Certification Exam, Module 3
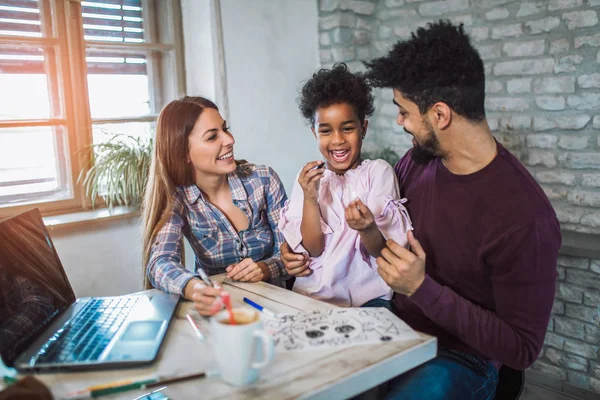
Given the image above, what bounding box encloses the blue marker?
[243,297,277,318]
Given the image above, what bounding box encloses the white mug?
[210,308,274,386]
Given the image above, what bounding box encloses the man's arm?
[379,218,560,369]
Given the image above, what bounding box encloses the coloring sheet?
[264,307,421,352]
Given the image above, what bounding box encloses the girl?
[142,96,288,316]
[278,63,412,308]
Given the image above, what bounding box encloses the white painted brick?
[320,13,356,30]
[536,96,566,110]
[353,30,372,45]
[332,27,354,44]
[537,171,576,185]
[582,174,600,187]
[526,17,561,34]
[357,46,371,59]
[320,32,331,46]
[562,153,600,169]
[384,0,405,6]
[503,40,546,57]
[594,116,600,129]
[517,2,543,17]
[449,14,473,27]
[546,190,567,204]
[559,136,589,150]
[486,80,503,93]
[488,117,499,131]
[377,25,392,40]
[556,206,585,223]
[598,50,600,63]
[507,78,532,93]
[495,133,522,148]
[320,49,333,63]
[578,74,600,89]
[373,40,396,57]
[563,10,599,30]
[470,27,489,41]
[478,0,514,7]
[332,47,356,62]
[567,93,600,110]
[356,17,371,30]
[528,150,558,167]
[321,0,340,12]
[380,102,398,117]
[582,213,600,228]
[548,0,583,11]
[554,55,583,73]
[527,134,558,149]
[491,23,523,39]
[590,0,600,5]
[500,115,532,129]
[486,7,509,20]
[343,0,376,15]
[533,115,591,131]
[478,44,503,60]
[485,97,530,111]
[550,39,570,55]
[575,33,600,48]
[418,0,468,16]
[532,361,567,381]
[534,77,575,93]
[484,64,493,76]
[568,190,600,207]
[494,59,554,76]
[378,8,417,20]
[393,27,412,37]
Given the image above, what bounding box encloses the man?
[281,20,561,399]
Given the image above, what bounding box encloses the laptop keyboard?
[36,297,141,364]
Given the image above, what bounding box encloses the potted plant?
[78,134,153,210]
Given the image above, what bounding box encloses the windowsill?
[560,230,600,260]
[43,206,140,232]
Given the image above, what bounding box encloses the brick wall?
[318,0,600,394]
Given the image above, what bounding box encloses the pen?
[65,377,157,399]
[243,297,277,317]
[2,375,18,385]
[145,372,207,388]
[197,268,218,288]
[186,314,205,342]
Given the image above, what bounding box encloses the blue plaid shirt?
[147,163,288,295]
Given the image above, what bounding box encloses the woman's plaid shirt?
[147,164,289,294]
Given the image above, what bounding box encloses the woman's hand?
[298,161,325,202]
[226,258,270,282]
[185,278,224,316]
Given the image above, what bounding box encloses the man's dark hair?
[364,20,486,121]
[298,62,375,126]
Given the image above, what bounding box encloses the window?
[0,0,184,217]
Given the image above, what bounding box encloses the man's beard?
[407,120,441,165]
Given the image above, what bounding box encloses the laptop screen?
[0,209,75,366]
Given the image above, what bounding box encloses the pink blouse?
[278,159,413,307]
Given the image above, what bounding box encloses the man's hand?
[376,231,426,296]
[280,241,312,277]
[345,198,375,232]
[226,258,270,282]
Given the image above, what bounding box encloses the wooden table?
[35,275,437,399]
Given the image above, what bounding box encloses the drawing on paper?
[264,307,420,352]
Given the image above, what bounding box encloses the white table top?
[32,275,437,399]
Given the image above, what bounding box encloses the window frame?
[0,0,185,218]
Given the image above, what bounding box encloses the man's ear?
[361,120,369,138]
[431,102,452,130]
[311,126,317,139]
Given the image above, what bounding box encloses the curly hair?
[298,62,375,126]
[364,20,486,121]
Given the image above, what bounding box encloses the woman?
[142,96,288,316]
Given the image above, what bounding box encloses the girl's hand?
[226,258,270,282]
[189,280,224,316]
[345,198,376,232]
[298,161,325,202]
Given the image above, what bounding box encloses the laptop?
[0,208,180,373]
